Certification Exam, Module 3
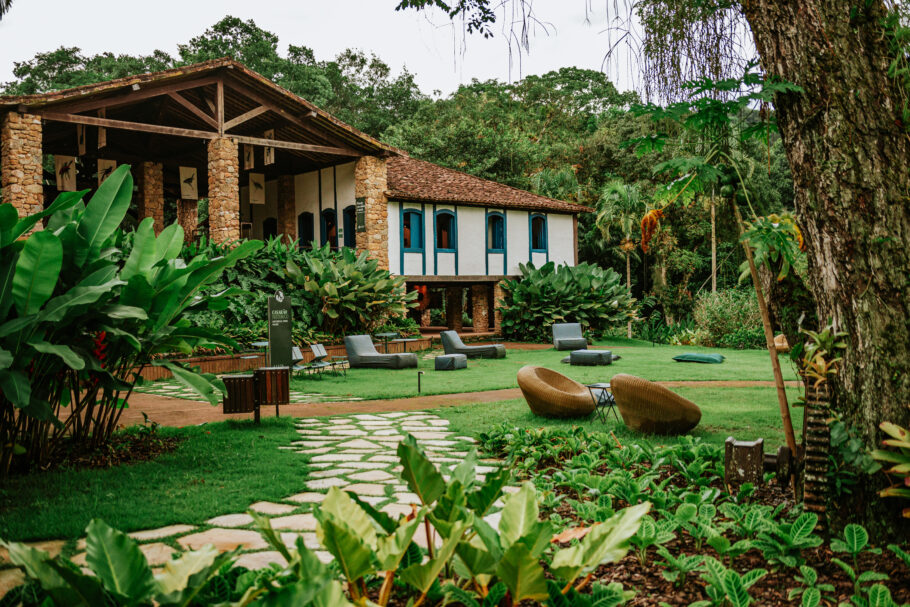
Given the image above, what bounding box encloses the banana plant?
[0,165,262,476]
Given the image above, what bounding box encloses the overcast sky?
[0,0,638,96]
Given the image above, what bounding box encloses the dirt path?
[121,380,801,428]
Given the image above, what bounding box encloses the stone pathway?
[135,378,363,404]
[0,411,506,594]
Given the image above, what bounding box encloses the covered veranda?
[0,58,394,252]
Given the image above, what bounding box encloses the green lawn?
[0,417,307,542]
[434,386,804,450]
[290,337,799,400]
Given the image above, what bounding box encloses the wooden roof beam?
[223,105,268,131]
[41,112,362,156]
[31,76,221,115]
[167,92,218,129]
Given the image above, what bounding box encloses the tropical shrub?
[184,239,415,344]
[692,289,763,349]
[0,166,260,476]
[498,261,635,342]
[284,243,416,336]
[871,416,910,519]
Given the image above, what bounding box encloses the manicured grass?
[290,337,799,400]
[434,386,804,449]
[0,417,307,541]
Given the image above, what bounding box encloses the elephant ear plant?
[0,165,262,476]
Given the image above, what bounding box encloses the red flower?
[92,331,108,368]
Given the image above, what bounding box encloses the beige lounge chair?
[609,373,701,435]
[517,365,594,418]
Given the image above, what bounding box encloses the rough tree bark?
[742,0,910,533]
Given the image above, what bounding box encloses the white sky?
[0,0,638,96]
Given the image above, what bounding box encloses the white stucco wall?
[241,180,278,240]
[384,200,577,277]
[336,162,356,246]
[506,210,529,275]
[548,213,575,266]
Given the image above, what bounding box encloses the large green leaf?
[397,434,446,506]
[155,223,185,265]
[121,217,159,281]
[28,340,86,370]
[496,542,549,603]
[400,520,467,595]
[498,482,540,550]
[0,255,16,319]
[154,361,225,406]
[8,191,86,244]
[1,540,84,605]
[316,515,376,584]
[376,513,423,571]
[153,544,218,597]
[76,165,133,262]
[318,486,379,549]
[39,280,123,323]
[0,204,18,248]
[0,347,11,369]
[550,502,650,585]
[0,369,31,408]
[12,230,63,315]
[84,519,155,601]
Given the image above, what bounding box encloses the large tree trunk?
[742,0,910,534]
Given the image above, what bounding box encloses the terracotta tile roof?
[386,156,591,214]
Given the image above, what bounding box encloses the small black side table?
[586,382,619,424]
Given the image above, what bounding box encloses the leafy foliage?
[691,289,763,349]
[0,167,258,476]
[498,262,635,342]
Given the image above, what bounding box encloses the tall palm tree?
[0,0,13,20]
[595,181,645,338]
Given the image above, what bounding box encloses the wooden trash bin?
[223,374,257,414]
[255,366,290,417]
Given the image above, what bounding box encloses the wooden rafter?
[216,80,224,135]
[224,105,268,131]
[167,92,217,129]
[40,112,360,156]
[31,76,221,115]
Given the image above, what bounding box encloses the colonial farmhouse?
[0,58,590,333]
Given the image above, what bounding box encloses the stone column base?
[445,287,463,332]
[493,282,506,332]
[177,199,198,243]
[471,284,490,332]
[419,309,432,328]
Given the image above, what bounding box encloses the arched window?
[262,217,278,240]
[487,212,505,252]
[530,214,547,252]
[321,209,338,248]
[297,212,314,250]
[435,210,457,252]
[342,205,356,248]
[402,209,424,252]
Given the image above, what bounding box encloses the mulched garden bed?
[39,430,183,472]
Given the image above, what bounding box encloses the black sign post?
[267,290,293,367]
[355,196,366,232]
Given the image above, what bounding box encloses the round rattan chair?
[517,365,595,418]
[610,373,701,435]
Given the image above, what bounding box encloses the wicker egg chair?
[517,365,595,418]
[610,373,702,435]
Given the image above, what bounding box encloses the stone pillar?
[176,199,198,243]
[419,308,432,328]
[134,161,164,233]
[471,284,490,332]
[354,155,389,270]
[276,174,296,245]
[493,282,506,332]
[1,112,44,225]
[445,286,463,331]
[207,137,240,243]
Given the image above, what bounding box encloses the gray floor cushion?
[435,354,468,370]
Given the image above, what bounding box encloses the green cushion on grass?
[673,352,725,364]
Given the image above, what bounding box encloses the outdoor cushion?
[570,349,612,366]
[435,354,467,370]
[610,373,701,435]
[517,365,595,418]
[344,335,418,369]
[552,323,588,351]
[440,330,506,359]
[672,352,725,364]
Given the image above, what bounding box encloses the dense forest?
[1,15,795,328]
